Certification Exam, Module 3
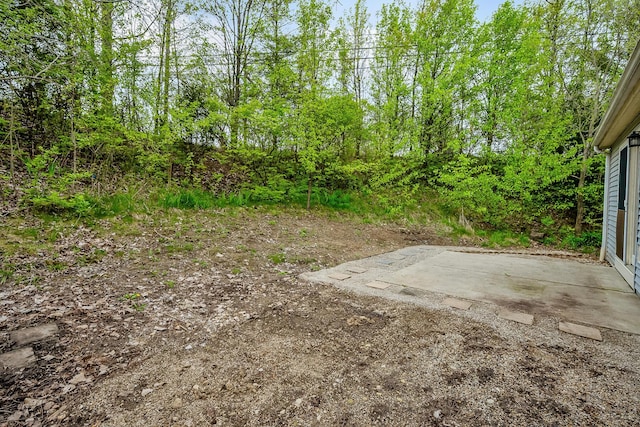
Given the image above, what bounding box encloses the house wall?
[605,147,620,265]
[636,191,640,293]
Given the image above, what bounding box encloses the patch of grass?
[0,264,16,284]
[91,191,140,217]
[46,260,68,272]
[562,230,601,253]
[288,256,317,265]
[165,280,176,289]
[477,230,530,248]
[165,242,194,253]
[268,252,286,264]
[159,189,216,209]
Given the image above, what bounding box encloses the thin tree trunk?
[100,0,114,115]
[9,105,15,183]
[162,0,172,126]
[306,176,312,210]
[574,158,586,234]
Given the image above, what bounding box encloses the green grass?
[268,253,286,264]
[477,229,530,248]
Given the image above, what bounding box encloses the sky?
[332,0,527,24]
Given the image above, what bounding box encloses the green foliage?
[29,191,92,216]
[159,189,216,209]
[6,0,638,241]
[268,252,286,264]
[562,231,602,252]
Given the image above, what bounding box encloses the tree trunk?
[306,176,312,210]
[575,142,590,235]
[99,1,114,116]
[9,105,15,183]
[162,0,172,126]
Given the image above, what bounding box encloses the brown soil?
[1,207,639,426]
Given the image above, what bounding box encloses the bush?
[563,230,601,251]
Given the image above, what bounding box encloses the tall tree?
[206,0,266,147]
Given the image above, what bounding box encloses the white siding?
[606,149,620,264]
[635,192,640,293]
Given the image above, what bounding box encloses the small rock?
[530,231,545,242]
[8,411,23,421]
[184,344,193,350]
[62,384,76,394]
[69,372,91,385]
[294,398,303,407]
[434,410,442,419]
[11,323,59,346]
[171,397,183,409]
[487,398,495,405]
[23,398,43,409]
[0,347,36,369]
[44,402,55,411]
[141,388,154,397]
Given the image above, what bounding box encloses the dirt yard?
[1,207,640,426]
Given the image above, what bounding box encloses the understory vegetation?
[2,0,639,251]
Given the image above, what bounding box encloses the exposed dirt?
[1,207,639,426]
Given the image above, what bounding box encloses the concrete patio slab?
[301,246,640,335]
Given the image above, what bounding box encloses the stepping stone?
[443,298,472,310]
[0,347,36,369]
[559,322,602,341]
[498,309,534,325]
[345,266,367,274]
[386,254,406,260]
[328,272,351,281]
[376,259,395,265]
[366,281,393,290]
[11,323,59,346]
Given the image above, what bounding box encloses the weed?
[160,189,215,209]
[132,302,147,312]
[165,242,194,253]
[563,231,601,252]
[268,253,286,264]
[0,264,16,284]
[121,292,141,301]
[46,260,68,271]
[231,267,242,274]
[165,280,176,289]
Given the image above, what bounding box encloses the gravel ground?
[1,207,639,426]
